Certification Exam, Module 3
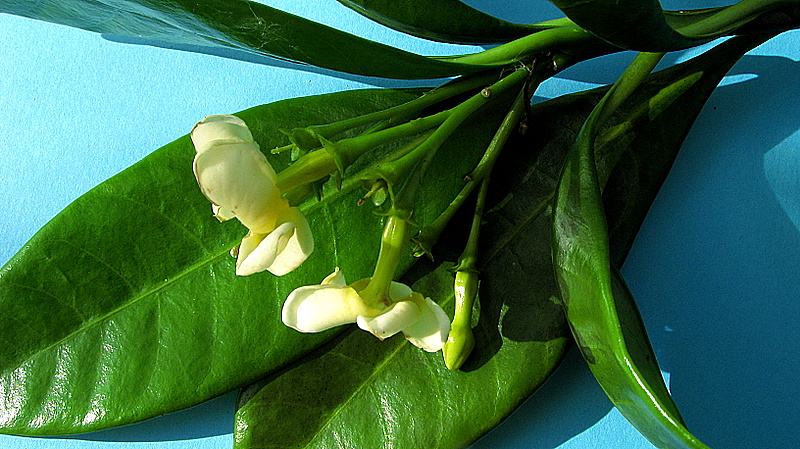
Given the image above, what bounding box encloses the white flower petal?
[357,300,421,340]
[264,206,314,276]
[321,268,347,287]
[212,204,236,222]
[282,284,374,333]
[235,231,273,276]
[387,281,414,302]
[191,115,254,154]
[193,143,283,233]
[402,297,451,352]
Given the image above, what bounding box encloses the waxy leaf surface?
[552,34,773,449]
[230,49,725,446]
[0,87,499,435]
[546,0,703,50]
[336,0,542,44]
[0,0,487,79]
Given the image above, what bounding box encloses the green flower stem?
[437,24,603,67]
[676,0,798,37]
[324,109,451,173]
[591,52,665,132]
[381,67,530,211]
[358,215,411,307]
[412,87,529,258]
[442,176,490,370]
[283,71,501,152]
[275,148,338,193]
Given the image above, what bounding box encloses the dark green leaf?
[336,0,545,44]
[0,87,500,435]
[546,0,705,51]
[0,0,489,79]
[551,34,774,449]
[230,49,715,446]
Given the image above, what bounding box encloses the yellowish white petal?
[264,206,314,276]
[357,300,421,340]
[191,115,254,154]
[282,281,378,333]
[321,267,347,287]
[402,296,451,352]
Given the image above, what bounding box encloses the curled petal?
[191,115,255,154]
[402,296,451,352]
[235,206,314,276]
[387,281,414,302]
[263,206,314,276]
[212,204,236,222]
[321,267,347,287]
[357,300,421,340]
[282,282,377,333]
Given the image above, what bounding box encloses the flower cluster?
[191,115,453,357]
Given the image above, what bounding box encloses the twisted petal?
[282,275,379,333]
[357,300,421,340]
[235,205,314,276]
[192,115,282,233]
[402,296,451,352]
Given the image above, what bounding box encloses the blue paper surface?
[0,0,799,448]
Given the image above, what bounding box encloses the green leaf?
[336,0,546,44]
[229,48,716,446]
[0,87,499,435]
[0,0,488,79]
[546,0,705,51]
[551,34,774,449]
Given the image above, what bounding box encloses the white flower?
[282,269,450,352]
[192,115,313,276]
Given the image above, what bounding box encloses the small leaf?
[0,0,489,79]
[336,0,546,44]
[552,34,774,449]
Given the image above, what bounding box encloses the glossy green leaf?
[546,0,705,51]
[229,48,726,446]
[336,0,547,44]
[552,34,774,449]
[0,0,489,79]
[0,86,509,435]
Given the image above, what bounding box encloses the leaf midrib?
[303,292,456,449]
[1,245,231,377]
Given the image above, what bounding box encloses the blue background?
[0,0,799,448]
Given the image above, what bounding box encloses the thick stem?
[358,215,411,307]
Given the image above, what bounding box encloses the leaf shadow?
[470,348,615,449]
[101,34,446,89]
[60,389,237,442]
[622,51,800,449]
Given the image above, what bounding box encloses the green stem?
[592,52,665,131]
[412,87,530,257]
[294,71,501,142]
[393,67,530,184]
[436,24,600,66]
[676,0,797,37]
[275,148,337,193]
[442,177,489,370]
[358,215,411,307]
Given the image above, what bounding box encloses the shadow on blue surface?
[471,349,613,449]
[63,390,237,442]
[621,52,800,448]
[101,34,446,89]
